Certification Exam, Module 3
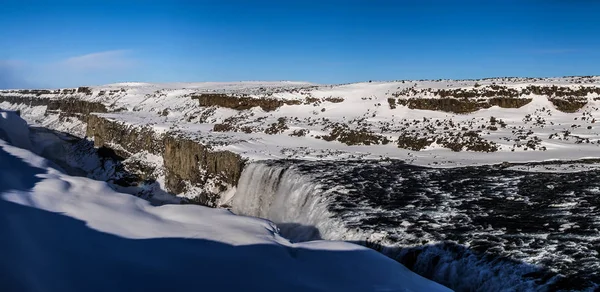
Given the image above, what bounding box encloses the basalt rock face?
[389,83,600,113]
[46,98,107,120]
[0,94,107,122]
[393,97,533,114]
[163,135,246,201]
[1,90,248,205]
[86,115,162,157]
[0,95,52,107]
[87,114,246,205]
[549,98,588,113]
[192,93,301,112]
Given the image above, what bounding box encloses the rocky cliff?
[86,114,246,206]
[86,114,162,157]
[0,91,247,206]
[163,135,245,205]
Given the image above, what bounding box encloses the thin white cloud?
[61,50,137,70]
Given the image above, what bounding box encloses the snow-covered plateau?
[2,76,600,291]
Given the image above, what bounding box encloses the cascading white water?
[231,162,575,291]
[231,162,344,242]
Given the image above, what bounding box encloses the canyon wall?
[0,93,246,206]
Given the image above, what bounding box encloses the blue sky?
[1,0,599,88]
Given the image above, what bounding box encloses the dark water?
[264,160,600,291]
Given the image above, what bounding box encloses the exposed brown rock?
[549,98,588,113]
[47,98,107,121]
[0,94,107,121]
[88,114,247,206]
[86,115,162,157]
[319,124,390,146]
[264,117,288,135]
[387,98,397,109]
[397,134,433,151]
[213,123,235,132]
[289,129,309,137]
[163,135,246,204]
[394,98,532,114]
[0,95,51,107]
[77,87,93,95]
[488,98,532,109]
[192,93,301,112]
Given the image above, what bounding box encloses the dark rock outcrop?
[0,95,52,107]
[394,98,532,114]
[47,98,107,117]
[192,93,301,112]
[549,98,588,113]
[163,135,246,196]
[86,115,162,157]
[0,94,107,122]
[86,114,246,205]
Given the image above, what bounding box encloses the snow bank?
[0,115,451,292]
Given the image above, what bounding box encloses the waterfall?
[231,161,574,291]
[231,162,342,242]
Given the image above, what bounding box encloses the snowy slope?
[0,110,451,292]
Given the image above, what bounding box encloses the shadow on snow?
[0,145,418,292]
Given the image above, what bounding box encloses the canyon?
[3,77,600,291]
